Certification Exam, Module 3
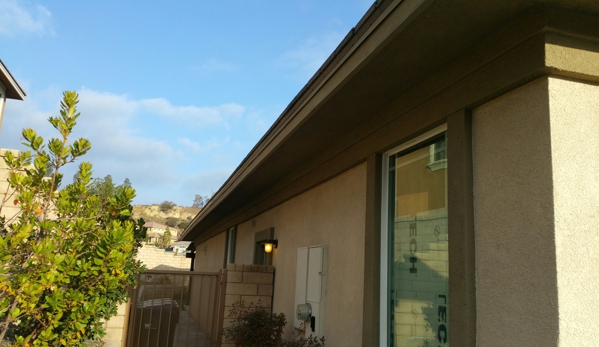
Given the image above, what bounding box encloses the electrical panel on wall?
[294,245,328,338]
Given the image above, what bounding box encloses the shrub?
[222,300,325,347]
[0,91,146,346]
[285,329,326,347]
[223,300,285,347]
[165,217,179,227]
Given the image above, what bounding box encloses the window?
[381,126,449,347]
[224,226,236,267]
[427,137,447,171]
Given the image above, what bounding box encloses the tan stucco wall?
[472,78,560,346]
[234,163,367,346]
[189,232,226,329]
[194,231,226,273]
[548,77,599,345]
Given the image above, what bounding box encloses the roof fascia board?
[182,0,433,241]
[0,60,26,100]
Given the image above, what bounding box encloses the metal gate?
[125,270,227,347]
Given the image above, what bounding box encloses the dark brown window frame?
[363,111,475,347]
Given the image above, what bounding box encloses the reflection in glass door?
[386,133,448,347]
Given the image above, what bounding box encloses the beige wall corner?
[548,77,599,345]
[473,77,559,346]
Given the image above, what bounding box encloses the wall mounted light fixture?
[263,239,278,253]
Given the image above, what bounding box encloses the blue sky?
[0,0,371,206]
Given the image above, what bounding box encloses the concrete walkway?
[172,306,210,347]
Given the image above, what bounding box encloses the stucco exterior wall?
[234,163,367,346]
[472,78,559,346]
[194,231,226,273]
[548,77,599,345]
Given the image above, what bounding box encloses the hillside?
[132,204,200,229]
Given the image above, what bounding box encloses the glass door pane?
[387,134,448,347]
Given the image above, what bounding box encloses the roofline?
[0,59,26,100]
[181,0,419,241]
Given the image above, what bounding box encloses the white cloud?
[1,88,184,190]
[139,98,245,127]
[276,32,345,80]
[0,87,268,206]
[177,137,219,154]
[0,0,54,37]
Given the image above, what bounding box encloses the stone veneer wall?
[221,263,275,347]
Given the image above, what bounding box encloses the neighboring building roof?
[144,222,167,229]
[147,232,161,238]
[0,59,26,100]
[144,221,179,228]
[172,241,192,247]
[182,0,599,242]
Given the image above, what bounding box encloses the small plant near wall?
[223,300,285,347]
[285,325,326,347]
[222,300,325,347]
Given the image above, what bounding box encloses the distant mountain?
[132,205,200,230]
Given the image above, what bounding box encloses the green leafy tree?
[88,174,115,201]
[0,91,146,346]
[122,178,131,188]
[159,200,176,212]
[88,176,132,202]
[156,227,172,248]
[192,194,204,208]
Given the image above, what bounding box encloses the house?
[171,240,192,256]
[0,60,26,221]
[144,221,180,238]
[0,59,26,132]
[182,1,599,346]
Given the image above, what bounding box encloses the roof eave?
[0,59,26,100]
[181,0,413,241]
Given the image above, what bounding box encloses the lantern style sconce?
[263,239,278,253]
